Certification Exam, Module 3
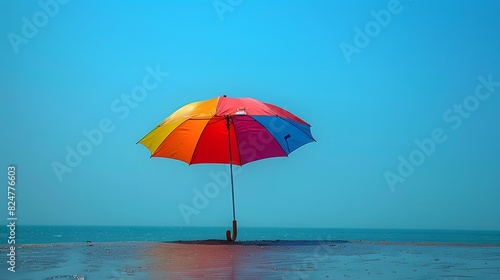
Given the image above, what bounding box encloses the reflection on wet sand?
[1,240,499,279]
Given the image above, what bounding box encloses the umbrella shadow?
[166,239,350,246]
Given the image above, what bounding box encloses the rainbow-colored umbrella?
[138,95,314,241]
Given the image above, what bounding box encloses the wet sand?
[1,240,500,279]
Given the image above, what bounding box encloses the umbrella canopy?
[139,95,314,164]
[138,95,315,241]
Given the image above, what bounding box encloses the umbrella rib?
[187,117,233,164]
[188,117,217,165]
[148,119,191,158]
[149,118,215,161]
[137,118,214,155]
[248,115,291,159]
[253,115,315,157]
[278,116,316,142]
[228,116,242,166]
[136,122,171,145]
[275,117,316,156]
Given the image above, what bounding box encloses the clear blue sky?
[1,0,499,230]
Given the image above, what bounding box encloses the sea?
[3,226,500,245]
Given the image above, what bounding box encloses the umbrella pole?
[230,161,236,221]
[226,115,237,242]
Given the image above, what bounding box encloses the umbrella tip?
[223,94,227,97]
